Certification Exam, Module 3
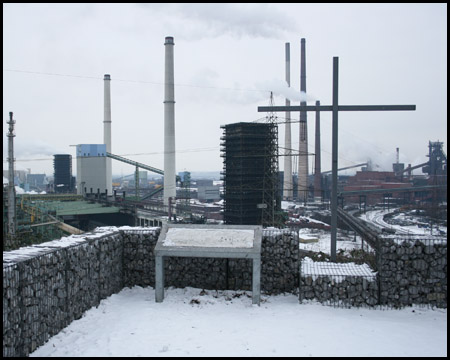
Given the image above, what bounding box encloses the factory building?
[76,144,109,196]
[198,186,221,202]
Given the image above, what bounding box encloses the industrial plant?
[3,36,447,252]
[3,34,448,360]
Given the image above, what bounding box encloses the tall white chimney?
[283,42,293,200]
[104,74,112,195]
[163,36,176,207]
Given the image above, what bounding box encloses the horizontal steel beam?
[258,105,416,112]
[321,162,368,175]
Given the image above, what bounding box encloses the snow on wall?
[163,228,254,248]
[301,257,376,283]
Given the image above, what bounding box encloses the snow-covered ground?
[298,228,365,255]
[359,208,447,236]
[30,286,447,357]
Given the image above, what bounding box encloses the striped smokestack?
[163,36,176,208]
[283,42,293,200]
[104,74,112,195]
[297,38,308,202]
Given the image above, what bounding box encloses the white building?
[76,144,109,195]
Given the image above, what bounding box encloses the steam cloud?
[256,78,314,103]
[141,3,298,39]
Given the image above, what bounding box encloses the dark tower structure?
[53,154,74,193]
[221,122,281,226]
[422,141,447,204]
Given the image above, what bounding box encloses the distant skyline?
[3,3,447,177]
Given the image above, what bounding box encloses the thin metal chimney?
[7,112,17,244]
[163,36,176,208]
[297,38,308,202]
[283,42,293,200]
[104,74,112,195]
[314,100,321,200]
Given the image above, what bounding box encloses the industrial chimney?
[163,36,176,208]
[297,38,308,202]
[104,74,112,195]
[283,42,293,200]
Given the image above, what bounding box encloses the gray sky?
[3,3,447,178]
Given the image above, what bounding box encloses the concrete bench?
[155,224,262,305]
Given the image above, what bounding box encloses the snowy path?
[30,286,447,357]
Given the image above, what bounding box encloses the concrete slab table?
[155,224,262,305]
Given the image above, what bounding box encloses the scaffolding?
[221,122,281,227]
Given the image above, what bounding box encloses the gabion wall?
[3,228,299,357]
[378,236,447,308]
[3,232,123,357]
[298,236,447,309]
[299,274,379,307]
[122,228,299,294]
[3,228,446,357]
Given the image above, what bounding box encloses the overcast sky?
[3,3,447,178]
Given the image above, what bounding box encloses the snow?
[3,226,152,266]
[301,257,377,282]
[163,228,254,248]
[29,285,447,357]
[298,228,365,255]
[3,236,89,265]
[359,208,447,236]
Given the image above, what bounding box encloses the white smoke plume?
[255,78,314,103]
[140,3,298,39]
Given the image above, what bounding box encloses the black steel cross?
[258,57,416,262]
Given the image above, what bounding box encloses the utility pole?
[7,112,17,247]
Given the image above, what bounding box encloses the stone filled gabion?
[3,231,125,357]
[378,237,447,308]
[3,227,447,358]
[261,230,299,294]
[299,274,379,307]
[3,264,21,357]
[121,229,299,294]
[122,230,159,287]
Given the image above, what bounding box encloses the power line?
[2,146,221,163]
[4,68,271,94]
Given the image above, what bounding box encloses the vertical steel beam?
[331,57,339,262]
[314,100,321,199]
[155,255,165,302]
